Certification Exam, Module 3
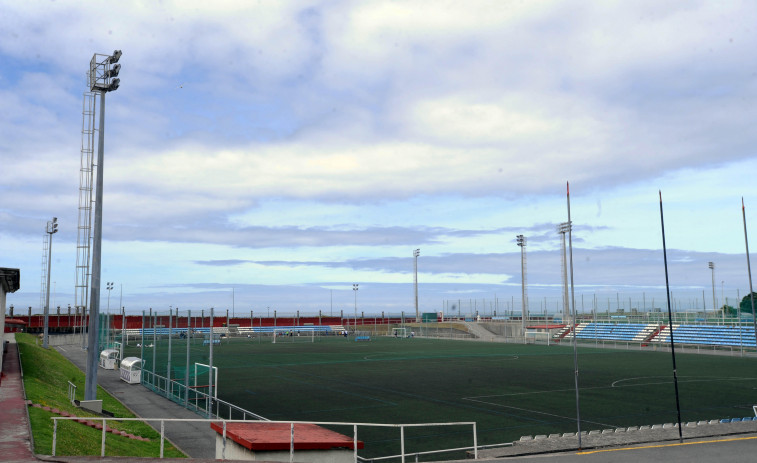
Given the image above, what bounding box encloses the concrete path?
[0,334,35,463]
[54,344,217,459]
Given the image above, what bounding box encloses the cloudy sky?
[1,1,756,316]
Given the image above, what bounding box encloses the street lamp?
[516,235,527,333]
[413,249,420,323]
[353,284,359,335]
[43,217,58,349]
[708,262,716,320]
[85,49,121,402]
[106,282,114,349]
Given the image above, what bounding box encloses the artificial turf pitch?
[127,336,757,460]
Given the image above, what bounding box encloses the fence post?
[222,420,227,460]
[353,424,358,463]
[160,419,165,458]
[473,422,478,459]
[400,425,405,463]
[290,422,294,463]
[52,418,57,456]
[101,418,107,456]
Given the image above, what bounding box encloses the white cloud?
[3,1,757,313]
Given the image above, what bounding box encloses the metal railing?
[140,369,267,421]
[50,417,478,462]
[67,381,77,404]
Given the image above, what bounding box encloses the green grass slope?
[16,333,185,458]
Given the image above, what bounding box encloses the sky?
[1,0,757,317]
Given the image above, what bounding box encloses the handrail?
[67,381,77,404]
[50,417,478,462]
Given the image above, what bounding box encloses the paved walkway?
[54,344,216,459]
[0,335,35,463]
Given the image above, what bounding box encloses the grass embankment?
[16,333,185,458]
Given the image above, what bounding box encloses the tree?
[720,304,737,317]
[739,292,757,314]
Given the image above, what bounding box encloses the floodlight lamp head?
[107,78,120,92]
[109,50,122,64]
[708,262,714,269]
[105,63,121,78]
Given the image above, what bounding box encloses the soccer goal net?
[392,327,409,338]
[192,362,218,399]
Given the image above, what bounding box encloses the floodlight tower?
[708,262,716,318]
[516,235,528,333]
[43,217,58,349]
[413,248,420,323]
[353,284,359,334]
[558,223,570,327]
[84,49,121,402]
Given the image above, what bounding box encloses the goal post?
[193,362,218,399]
[392,327,408,338]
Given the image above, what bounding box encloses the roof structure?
[209,422,364,451]
[0,267,20,293]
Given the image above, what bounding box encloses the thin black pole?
[659,191,683,443]
[741,198,757,348]
[567,182,582,449]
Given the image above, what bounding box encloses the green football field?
[127,336,757,460]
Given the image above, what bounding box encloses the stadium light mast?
[84,49,121,402]
[558,223,570,327]
[43,217,58,349]
[414,249,420,323]
[516,235,527,334]
[353,284,359,334]
[708,262,716,317]
[741,198,756,348]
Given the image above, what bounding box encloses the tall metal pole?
[558,224,570,326]
[209,307,215,415]
[140,310,144,371]
[118,283,123,353]
[414,249,420,323]
[120,306,125,361]
[566,183,581,449]
[708,262,716,316]
[83,50,120,401]
[105,282,113,350]
[43,218,57,349]
[353,284,358,335]
[185,309,191,407]
[167,307,173,384]
[659,191,684,443]
[742,198,757,348]
[517,235,527,335]
[84,90,106,401]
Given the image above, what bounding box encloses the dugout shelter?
[119,357,144,384]
[99,348,120,369]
